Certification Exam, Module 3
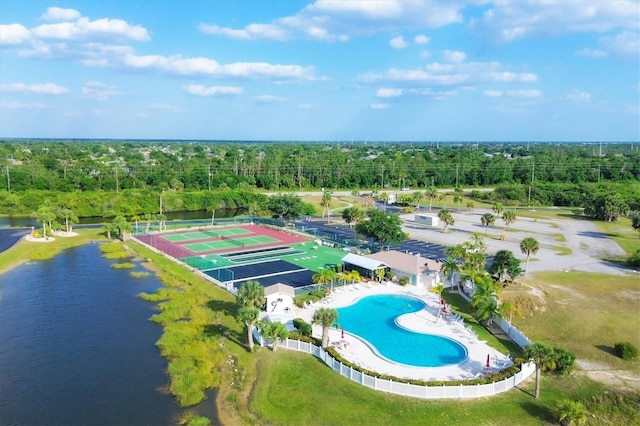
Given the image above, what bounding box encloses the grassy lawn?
[249,350,607,426]
[0,228,107,274]
[513,271,640,373]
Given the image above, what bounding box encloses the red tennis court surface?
[135,224,308,260]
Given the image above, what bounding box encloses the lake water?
[0,208,246,229]
[0,243,219,425]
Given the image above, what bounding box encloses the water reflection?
[0,243,219,425]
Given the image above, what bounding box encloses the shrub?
[398,276,410,286]
[293,318,312,337]
[614,342,638,360]
[626,249,640,268]
[555,399,587,426]
[550,347,576,374]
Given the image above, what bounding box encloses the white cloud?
[562,90,591,103]
[473,0,640,42]
[183,85,243,96]
[443,50,466,63]
[147,103,185,112]
[414,34,429,45]
[575,48,608,58]
[116,54,317,80]
[255,95,286,104]
[41,7,81,22]
[601,31,640,58]
[0,82,69,94]
[31,17,150,41]
[198,23,289,41]
[0,24,30,44]
[0,102,47,109]
[358,61,538,87]
[376,88,404,98]
[298,103,316,109]
[200,1,463,42]
[506,89,542,98]
[82,81,118,101]
[390,35,408,49]
[483,90,503,98]
[370,103,388,109]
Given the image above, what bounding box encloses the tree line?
[1,140,638,193]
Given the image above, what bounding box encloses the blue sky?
[0,0,638,142]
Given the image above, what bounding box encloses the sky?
[0,0,639,142]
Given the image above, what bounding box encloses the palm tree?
[427,186,438,210]
[520,237,539,286]
[347,269,361,284]
[481,213,496,234]
[131,214,141,233]
[466,201,475,212]
[429,284,445,320]
[470,274,500,325]
[34,206,56,238]
[492,203,504,215]
[113,215,133,240]
[259,321,289,351]
[437,209,454,232]
[440,256,460,290]
[502,210,517,230]
[412,191,424,209]
[453,187,463,210]
[143,213,154,233]
[312,307,338,348]
[351,189,360,203]
[238,306,261,351]
[525,342,553,399]
[58,208,78,233]
[237,280,265,309]
[312,268,337,291]
[362,194,375,209]
[498,300,521,323]
[320,191,332,221]
[438,193,447,210]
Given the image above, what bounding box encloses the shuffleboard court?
[206,259,304,281]
[233,270,315,289]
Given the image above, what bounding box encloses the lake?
[0,208,246,229]
[0,243,219,425]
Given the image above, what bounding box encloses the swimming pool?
[336,294,467,367]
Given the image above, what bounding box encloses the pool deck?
[295,282,513,381]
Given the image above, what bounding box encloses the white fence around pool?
[272,338,536,399]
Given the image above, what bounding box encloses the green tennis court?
[163,227,251,242]
[183,235,278,253]
[182,242,346,272]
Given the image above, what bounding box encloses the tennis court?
[183,235,278,252]
[162,227,251,242]
[136,223,348,291]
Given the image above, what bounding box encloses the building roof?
[264,283,296,297]
[342,253,389,271]
[367,250,441,275]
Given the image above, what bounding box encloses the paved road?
[0,228,30,254]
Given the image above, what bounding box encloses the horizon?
[1,1,639,141]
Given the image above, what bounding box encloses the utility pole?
[528,163,535,204]
[6,164,10,193]
[455,164,459,187]
[381,165,385,189]
[208,165,212,191]
[114,166,119,193]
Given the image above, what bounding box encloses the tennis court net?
[221,234,244,247]
[198,227,219,238]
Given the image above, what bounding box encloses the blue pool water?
[336,294,467,367]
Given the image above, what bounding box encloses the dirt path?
[576,360,640,392]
